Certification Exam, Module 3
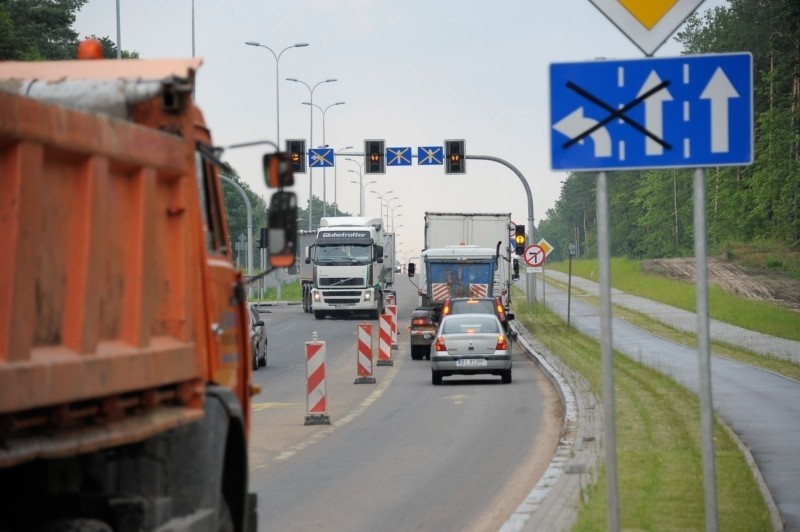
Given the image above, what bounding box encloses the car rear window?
[450,299,496,315]
[443,316,499,334]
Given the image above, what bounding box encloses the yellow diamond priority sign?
[588,0,705,56]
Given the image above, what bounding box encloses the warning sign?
[588,0,705,56]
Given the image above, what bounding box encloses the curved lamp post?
[244,41,309,146]
[302,101,345,217]
[348,169,375,216]
[287,77,337,230]
[333,145,354,215]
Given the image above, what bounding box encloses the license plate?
[456,359,487,367]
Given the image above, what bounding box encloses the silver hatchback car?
[430,314,512,385]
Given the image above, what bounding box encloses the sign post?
[550,12,752,528]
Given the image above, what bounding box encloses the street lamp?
[387,203,402,232]
[302,101,345,217]
[244,41,309,146]
[287,77,337,230]
[348,169,375,216]
[371,190,397,228]
[333,145,354,215]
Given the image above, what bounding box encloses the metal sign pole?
[597,171,620,531]
[694,167,719,531]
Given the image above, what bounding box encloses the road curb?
[499,322,602,532]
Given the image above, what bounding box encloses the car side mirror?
[267,191,298,268]
[506,312,515,321]
[408,262,416,277]
[512,258,520,280]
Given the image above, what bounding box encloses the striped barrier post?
[354,323,376,384]
[304,332,330,425]
[387,304,398,350]
[377,313,394,366]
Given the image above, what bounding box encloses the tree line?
[537,0,799,262]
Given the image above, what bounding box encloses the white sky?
[74,0,726,262]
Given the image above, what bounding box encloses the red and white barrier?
[304,334,330,425]
[377,313,393,366]
[386,304,398,349]
[354,323,376,384]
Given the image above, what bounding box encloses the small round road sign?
[523,244,545,267]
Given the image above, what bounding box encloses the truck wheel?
[314,311,325,320]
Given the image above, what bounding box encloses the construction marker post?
[354,323,376,384]
[386,304,398,350]
[304,332,330,425]
[377,313,394,366]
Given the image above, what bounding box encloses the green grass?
[251,280,303,302]
[513,296,774,530]
[547,256,800,342]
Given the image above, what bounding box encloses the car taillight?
[435,336,447,352]
[495,298,507,320]
[412,318,430,326]
[442,299,451,315]
[495,335,508,351]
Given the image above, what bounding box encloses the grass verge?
[252,280,303,302]
[540,264,800,381]
[513,295,774,530]
[547,257,800,342]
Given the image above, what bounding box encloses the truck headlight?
[364,291,372,302]
[313,292,321,302]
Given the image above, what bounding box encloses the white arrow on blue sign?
[417,146,443,165]
[387,147,412,166]
[308,148,334,168]
[550,53,753,171]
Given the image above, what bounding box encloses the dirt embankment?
[642,257,800,312]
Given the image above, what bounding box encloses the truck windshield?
[315,244,372,265]
[428,262,494,298]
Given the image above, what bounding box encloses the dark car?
[430,314,512,385]
[248,303,267,370]
[409,308,437,360]
[441,296,515,334]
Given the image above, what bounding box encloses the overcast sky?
[74,0,726,262]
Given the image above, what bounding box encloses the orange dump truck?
[0,59,260,531]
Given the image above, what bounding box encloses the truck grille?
[321,290,362,305]
[319,277,365,287]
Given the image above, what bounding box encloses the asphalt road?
[522,270,800,531]
[247,276,561,532]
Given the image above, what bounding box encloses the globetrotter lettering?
[321,231,370,238]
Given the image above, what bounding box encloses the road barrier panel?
[387,304,398,350]
[304,332,331,425]
[354,323,376,384]
[377,313,394,366]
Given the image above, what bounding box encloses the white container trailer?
[423,212,513,305]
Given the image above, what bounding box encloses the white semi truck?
[408,212,515,358]
[297,229,316,313]
[422,212,513,306]
[306,217,394,319]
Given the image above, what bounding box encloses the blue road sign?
[387,147,412,166]
[417,146,443,165]
[550,53,753,171]
[308,148,334,168]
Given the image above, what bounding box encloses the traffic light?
[285,139,306,174]
[364,139,385,174]
[445,139,465,174]
[514,224,526,255]
[258,227,268,249]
